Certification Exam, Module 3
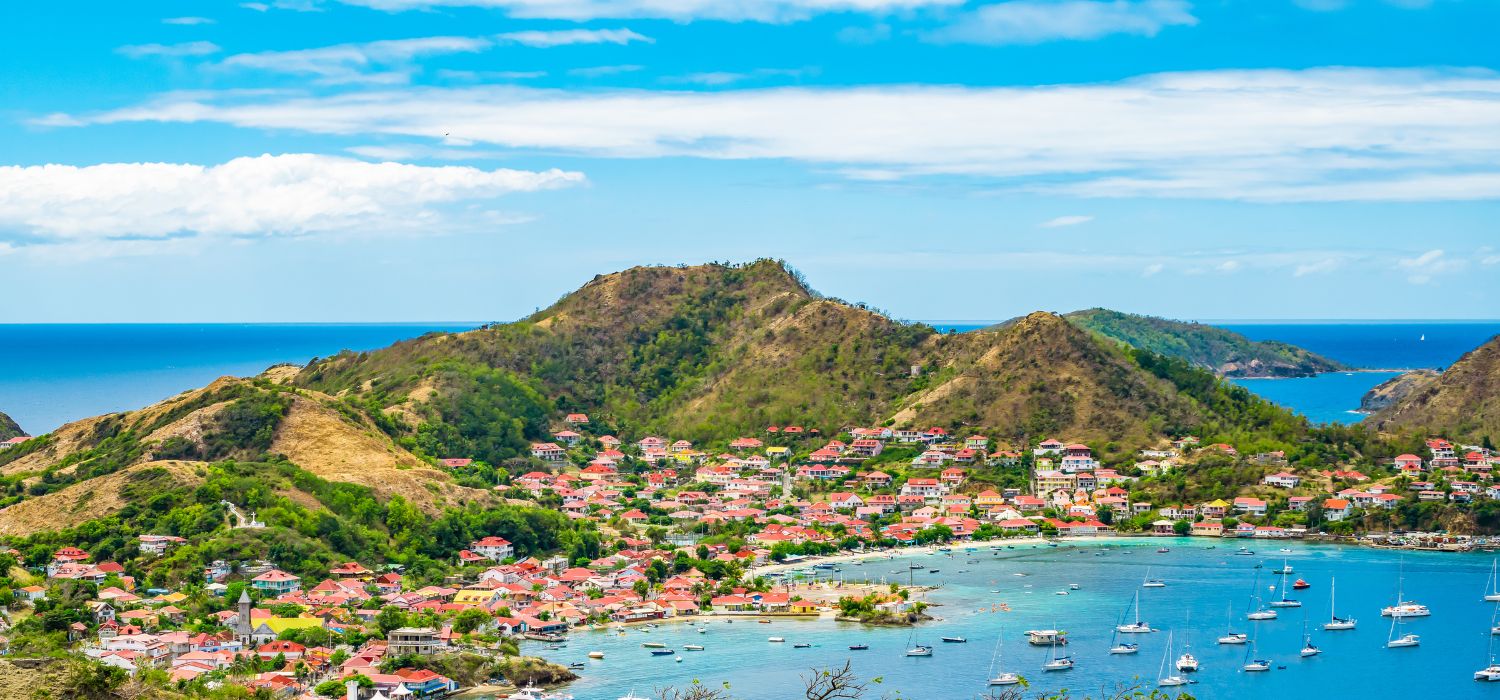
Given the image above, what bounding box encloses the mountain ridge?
[0,410,23,441]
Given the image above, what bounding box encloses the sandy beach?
[745,535,1056,577]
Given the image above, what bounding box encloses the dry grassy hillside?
[1372,334,1500,441]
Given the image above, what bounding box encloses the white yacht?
[1269,570,1300,608]
[1142,567,1166,588]
[1475,665,1500,682]
[1157,632,1189,687]
[1299,621,1320,657]
[1116,591,1155,633]
[1382,559,1430,618]
[906,645,933,657]
[987,630,1021,686]
[1218,603,1248,644]
[1176,651,1199,672]
[1323,577,1356,631]
[1042,645,1074,672]
[1386,617,1420,648]
[1246,571,1278,620]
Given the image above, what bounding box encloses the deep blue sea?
[0,324,479,434]
[517,539,1500,700]
[931,320,1500,426]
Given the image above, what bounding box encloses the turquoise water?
[524,539,1500,700]
[0,324,480,434]
[1229,372,1404,425]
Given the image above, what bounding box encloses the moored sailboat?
[987,629,1021,686]
[1323,577,1356,631]
[1158,632,1189,687]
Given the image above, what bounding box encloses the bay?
[522,539,1500,700]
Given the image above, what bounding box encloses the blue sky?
[2,0,1498,322]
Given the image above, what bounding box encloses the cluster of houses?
[15,414,1500,698]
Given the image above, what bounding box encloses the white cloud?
[51,67,1500,203]
[219,31,646,83]
[662,68,813,86]
[1294,259,1341,277]
[220,37,491,83]
[497,28,653,47]
[1040,214,1093,228]
[335,0,962,21]
[163,16,217,25]
[1217,260,1241,272]
[1142,263,1165,276]
[925,0,1197,45]
[568,64,644,77]
[836,23,892,44]
[0,154,583,252]
[117,41,222,59]
[1398,248,1445,268]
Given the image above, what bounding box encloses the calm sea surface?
[0,324,479,434]
[523,539,1500,700]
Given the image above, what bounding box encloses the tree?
[376,606,409,635]
[454,608,492,634]
[315,675,373,698]
[1172,519,1191,535]
[802,660,868,700]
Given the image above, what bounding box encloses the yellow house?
[765,446,790,458]
[262,617,324,636]
[790,601,822,614]
[975,490,1007,509]
[452,589,499,607]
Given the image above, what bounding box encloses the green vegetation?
[4,458,597,589]
[1066,308,1347,377]
[0,409,24,440]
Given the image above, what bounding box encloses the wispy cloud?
[220,36,491,83]
[0,154,583,255]
[49,67,1500,203]
[218,30,647,83]
[497,28,652,47]
[1040,215,1093,228]
[162,16,217,25]
[1396,248,1465,284]
[334,0,963,22]
[117,41,222,59]
[924,0,1197,45]
[568,64,644,77]
[1294,258,1341,277]
[1142,263,1165,276]
[661,68,814,86]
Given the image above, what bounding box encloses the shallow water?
[525,539,1500,700]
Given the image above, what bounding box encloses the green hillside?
[0,410,23,441]
[1064,308,1347,378]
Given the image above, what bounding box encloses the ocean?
[516,539,1500,700]
[0,324,479,434]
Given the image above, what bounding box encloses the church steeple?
[235,588,253,646]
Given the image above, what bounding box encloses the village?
[3,413,1499,699]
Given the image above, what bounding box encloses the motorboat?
[848,644,869,650]
[683,644,704,651]
[588,651,605,659]
[1069,583,1080,590]
[641,642,666,649]
[1234,547,1254,556]
[941,637,967,643]
[793,643,812,648]
[649,649,675,656]
[1292,579,1310,590]
[768,637,785,643]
